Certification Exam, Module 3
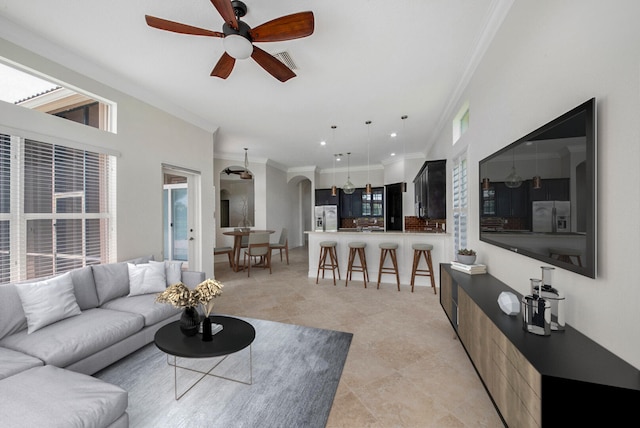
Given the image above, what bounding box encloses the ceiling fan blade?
[251,46,296,82]
[211,52,236,79]
[145,15,223,37]
[210,0,238,30]
[249,11,314,42]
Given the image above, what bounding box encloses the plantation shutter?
[452,157,468,255]
[1,134,116,284]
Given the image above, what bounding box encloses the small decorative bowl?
[457,254,477,265]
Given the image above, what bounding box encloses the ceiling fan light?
[224,34,253,59]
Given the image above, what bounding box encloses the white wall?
[0,37,215,277]
[430,1,640,368]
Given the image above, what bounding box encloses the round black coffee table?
[154,315,255,399]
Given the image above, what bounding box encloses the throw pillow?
[151,260,183,286]
[92,263,129,305]
[128,262,167,296]
[15,272,82,334]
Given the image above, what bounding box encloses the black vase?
[202,316,213,342]
[179,307,200,337]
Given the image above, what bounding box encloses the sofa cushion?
[93,262,129,305]
[128,262,166,296]
[0,284,27,340]
[0,365,128,428]
[154,260,183,286]
[125,254,155,264]
[69,266,100,310]
[15,272,82,334]
[0,308,144,368]
[0,347,43,380]
[101,293,180,326]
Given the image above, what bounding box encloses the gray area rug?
[95,316,352,428]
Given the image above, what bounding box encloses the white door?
[162,166,201,271]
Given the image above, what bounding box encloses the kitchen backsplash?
[404,216,446,232]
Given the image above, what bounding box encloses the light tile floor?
[213,245,504,427]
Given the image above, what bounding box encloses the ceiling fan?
[145,0,314,82]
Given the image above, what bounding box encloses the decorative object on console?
[450,261,486,275]
[522,278,551,336]
[498,291,520,316]
[456,248,477,265]
[538,266,565,331]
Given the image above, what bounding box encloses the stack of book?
[450,261,487,275]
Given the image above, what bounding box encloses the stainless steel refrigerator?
[532,201,570,232]
[314,205,338,232]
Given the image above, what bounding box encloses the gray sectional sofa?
[0,256,205,428]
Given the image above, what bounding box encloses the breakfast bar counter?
[306,231,452,288]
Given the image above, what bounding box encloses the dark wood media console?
[440,264,640,427]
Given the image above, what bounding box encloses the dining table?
[222,229,275,272]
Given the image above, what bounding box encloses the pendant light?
[532,141,542,189]
[331,126,338,196]
[365,120,372,195]
[343,152,355,195]
[401,115,408,192]
[240,148,252,179]
[504,147,522,188]
[482,177,491,190]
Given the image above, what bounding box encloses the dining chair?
[270,228,289,264]
[243,232,271,276]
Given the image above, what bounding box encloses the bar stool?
[345,242,369,288]
[377,242,400,291]
[316,241,340,285]
[549,247,583,266]
[410,243,436,294]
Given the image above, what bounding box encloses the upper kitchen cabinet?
[493,182,529,218]
[340,187,383,218]
[315,188,340,206]
[414,160,446,219]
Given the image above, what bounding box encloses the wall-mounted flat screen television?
[479,98,596,278]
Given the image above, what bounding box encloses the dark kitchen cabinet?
[340,187,383,218]
[493,182,529,218]
[340,188,363,218]
[529,178,570,201]
[315,188,339,206]
[385,183,403,231]
[414,160,446,219]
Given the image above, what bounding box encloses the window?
[452,155,468,255]
[452,101,470,144]
[361,188,383,217]
[0,134,116,284]
[0,61,114,132]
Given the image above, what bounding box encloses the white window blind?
[0,134,116,284]
[452,156,468,255]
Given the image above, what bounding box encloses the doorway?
[385,182,404,231]
[162,165,201,270]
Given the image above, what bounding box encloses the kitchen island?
[306,231,451,288]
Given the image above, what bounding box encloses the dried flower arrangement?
[156,279,224,316]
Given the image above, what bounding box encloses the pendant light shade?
[343,152,355,195]
[504,148,522,188]
[532,142,542,189]
[365,120,372,195]
[240,148,252,179]
[331,126,338,196]
[482,177,491,190]
[401,115,408,192]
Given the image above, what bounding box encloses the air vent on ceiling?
[272,51,298,70]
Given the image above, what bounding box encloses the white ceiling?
[0,0,512,171]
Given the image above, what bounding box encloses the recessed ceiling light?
[320,141,326,146]
[390,132,397,138]
[391,153,396,156]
